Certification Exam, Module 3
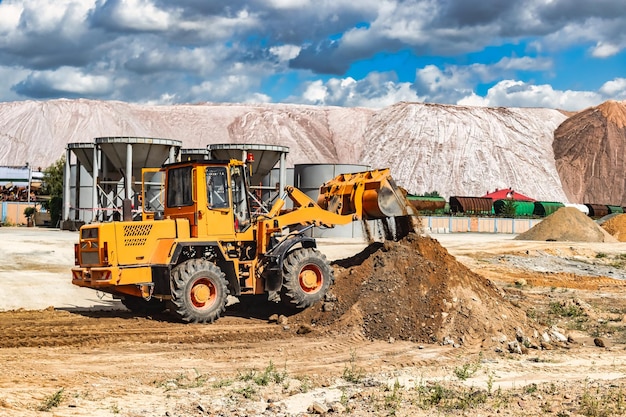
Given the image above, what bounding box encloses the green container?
[533,201,565,217]
[406,195,446,213]
[607,205,624,214]
[494,200,535,217]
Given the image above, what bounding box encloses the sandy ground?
[1,227,626,416]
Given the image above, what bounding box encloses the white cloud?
[599,78,626,99]
[494,56,552,71]
[269,44,301,62]
[108,0,171,31]
[0,3,22,34]
[20,67,112,95]
[458,80,602,111]
[298,72,422,108]
[189,72,270,103]
[413,57,557,106]
[49,68,112,95]
[302,80,327,104]
[0,0,94,45]
[265,0,311,10]
[591,42,621,58]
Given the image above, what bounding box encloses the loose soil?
[515,206,616,242]
[2,227,626,416]
[601,213,626,242]
[297,234,537,348]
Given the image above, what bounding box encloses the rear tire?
[121,296,166,315]
[281,248,333,309]
[170,259,229,323]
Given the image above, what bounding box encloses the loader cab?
[163,160,252,238]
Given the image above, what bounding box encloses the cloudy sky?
[0,0,625,110]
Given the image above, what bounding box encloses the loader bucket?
[317,169,418,220]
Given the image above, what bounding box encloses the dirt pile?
[297,233,538,347]
[600,213,626,241]
[515,207,617,242]
[554,100,626,205]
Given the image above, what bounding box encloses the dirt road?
[1,227,626,416]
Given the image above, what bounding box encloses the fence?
[1,202,543,234]
[0,201,46,226]
[419,215,543,234]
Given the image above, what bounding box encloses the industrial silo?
[63,137,181,227]
[261,167,295,210]
[294,163,371,239]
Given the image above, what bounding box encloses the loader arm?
[257,168,417,243]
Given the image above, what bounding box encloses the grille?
[123,224,152,247]
[81,252,100,265]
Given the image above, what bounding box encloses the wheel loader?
[71,157,417,323]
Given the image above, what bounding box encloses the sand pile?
[515,207,617,242]
[297,233,538,347]
[600,214,626,242]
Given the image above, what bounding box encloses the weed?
[383,379,402,415]
[454,360,480,381]
[577,382,626,417]
[524,383,538,394]
[486,371,495,395]
[340,386,349,408]
[211,378,233,389]
[549,301,584,318]
[155,370,207,390]
[233,384,258,400]
[254,361,287,386]
[111,403,120,414]
[38,388,64,411]
[416,382,447,407]
[342,350,365,383]
[596,252,607,259]
[296,376,311,393]
[451,387,487,410]
[238,368,256,382]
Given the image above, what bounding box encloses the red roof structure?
[482,188,535,201]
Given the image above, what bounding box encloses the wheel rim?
[190,278,217,309]
[299,264,323,294]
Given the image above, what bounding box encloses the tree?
[424,191,441,197]
[501,199,518,218]
[42,155,65,198]
[42,155,65,227]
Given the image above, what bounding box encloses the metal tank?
[64,143,98,226]
[449,196,494,215]
[208,144,290,215]
[63,138,181,226]
[181,148,210,162]
[208,144,289,187]
[294,163,371,239]
[261,167,294,210]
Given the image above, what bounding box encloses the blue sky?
[0,0,624,110]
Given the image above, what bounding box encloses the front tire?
[170,259,229,323]
[281,248,333,309]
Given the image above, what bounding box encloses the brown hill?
[554,100,626,205]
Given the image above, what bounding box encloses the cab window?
[206,167,229,209]
[230,165,251,231]
[166,166,193,207]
